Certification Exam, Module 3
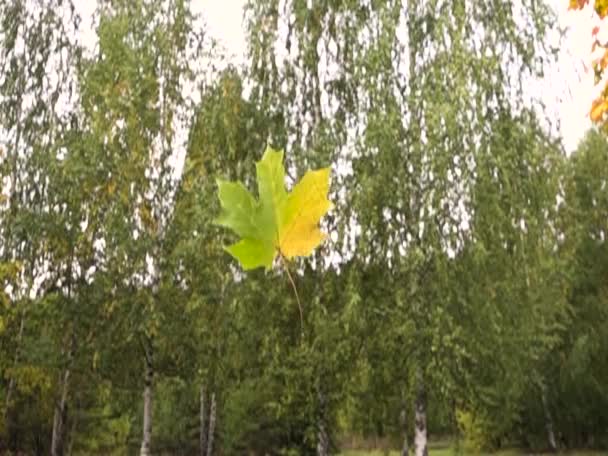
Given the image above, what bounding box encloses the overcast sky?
[551,0,602,152]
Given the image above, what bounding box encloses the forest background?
[1,1,608,455]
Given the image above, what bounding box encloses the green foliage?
[546,130,608,449]
[455,409,500,454]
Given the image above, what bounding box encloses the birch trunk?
[206,392,216,456]
[51,332,75,456]
[199,385,207,456]
[541,386,557,452]
[4,310,25,449]
[401,405,409,456]
[317,388,330,456]
[140,346,154,456]
[3,87,24,442]
[414,373,428,456]
[66,397,79,456]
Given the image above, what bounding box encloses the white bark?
[51,366,71,456]
[401,405,409,456]
[51,333,75,456]
[317,418,330,456]
[317,389,330,456]
[3,311,25,445]
[414,374,428,456]
[66,397,79,456]
[140,347,153,456]
[200,385,207,456]
[206,392,216,456]
[541,386,557,452]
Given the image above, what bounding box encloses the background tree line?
[0,0,606,455]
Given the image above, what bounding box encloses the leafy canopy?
[215,147,332,270]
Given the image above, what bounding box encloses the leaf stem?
[279,251,304,333]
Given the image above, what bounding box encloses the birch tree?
[0,1,80,451]
[76,1,206,453]
[243,1,556,453]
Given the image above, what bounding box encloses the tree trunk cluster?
[140,346,154,456]
[200,384,217,456]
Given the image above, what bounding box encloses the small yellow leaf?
[590,98,607,121]
[599,49,608,69]
[569,0,589,10]
[595,0,608,17]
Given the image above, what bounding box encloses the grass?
[338,449,606,456]
[338,436,607,456]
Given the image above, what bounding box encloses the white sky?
[77,0,603,153]
[552,0,602,152]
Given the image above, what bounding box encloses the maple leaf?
[215,146,332,270]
